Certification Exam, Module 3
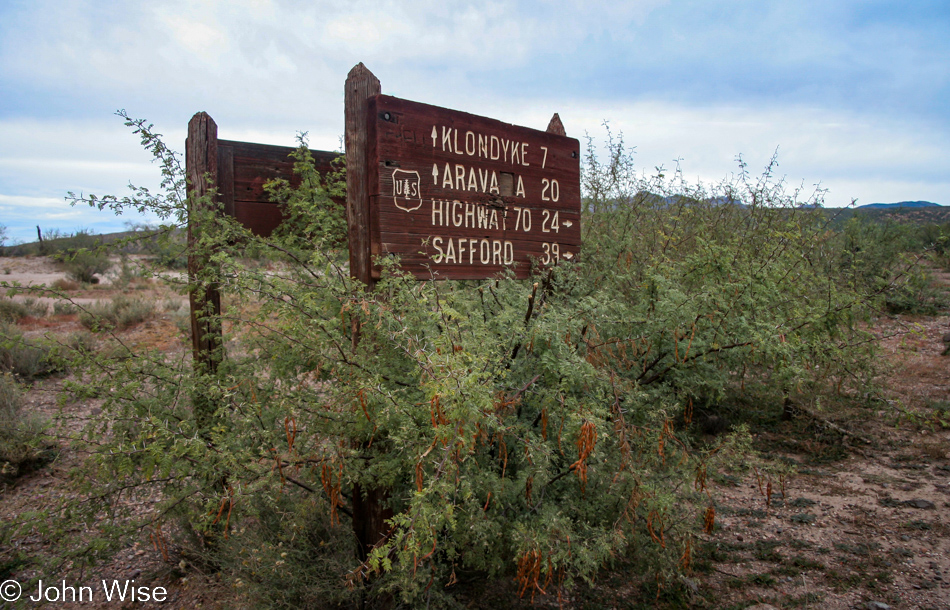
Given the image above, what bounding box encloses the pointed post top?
[188,111,216,130]
[347,62,379,84]
[546,113,566,136]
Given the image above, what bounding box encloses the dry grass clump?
[79,295,156,332]
[60,250,111,284]
[52,278,80,291]
[0,322,59,379]
[0,297,47,322]
[918,439,949,460]
[0,373,50,481]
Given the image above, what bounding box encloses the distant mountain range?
[657,197,943,211]
[856,201,942,209]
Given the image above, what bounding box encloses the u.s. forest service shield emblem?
[391,169,422,212]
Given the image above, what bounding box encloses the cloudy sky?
[1,0,947,243]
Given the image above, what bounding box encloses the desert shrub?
[835,216,948,314]
[0,298,30,322]
[161,298,184,313]
[52,301,78,316]
[217,494,360,608]
[43,117,891,607]
[78,295,155,331]
[919,221,950,270]
[66,331,97,355]
[0,297,45,321]
[20,298,48,318]
[60,249,112,284]
[51,278,80,291]
[0,374,50,481]
[111,254,154,290]
[123,223,189,270]
[0,323,59,379]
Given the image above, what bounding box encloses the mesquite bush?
[24,116,904,607]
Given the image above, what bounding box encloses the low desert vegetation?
[78,295,156,332]
[1,115,946,608]
[0,323,60,380]
[0,297,47,322]
[0,373,51,482]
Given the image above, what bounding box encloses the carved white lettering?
[430,125,532,166]
[516,176,525,198]
[476,205,489,229]
[492,240,502,264]
[441,126,452,153]
[465,131,476,156]
[428,238,518,267]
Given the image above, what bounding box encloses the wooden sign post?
[345,63,382,289]
[362,95,581,280]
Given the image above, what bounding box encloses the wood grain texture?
[185,112,223,375]
[368,95,581,279]
[217,139,340,237]
[345,63,381,287]
[546,113,566,136]
[217,145,235,217]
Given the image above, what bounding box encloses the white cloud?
[0,195,70,209]
[488,98,949,207]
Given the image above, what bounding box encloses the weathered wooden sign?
[365,95,581,280]
[216,139,339,237]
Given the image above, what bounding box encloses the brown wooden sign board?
[366,95,581,280]
[215,139,340,237]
